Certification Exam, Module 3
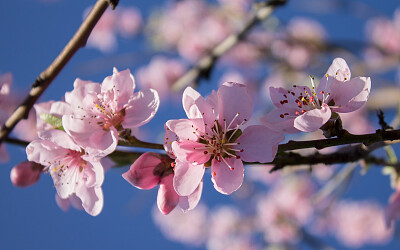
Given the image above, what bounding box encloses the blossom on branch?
[122,152,202,214]
[261,58,371,133]
[166,83,284,196]
[26,130,105,216]
[62,68,160,157]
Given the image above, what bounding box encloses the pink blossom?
[330,200,393,248]
[122,152,202,214]
[366,10,400,55]
[256,175,315,244]
[166,83,284,196]
[86,7,143,53]
[136,56,186,99]
[117,8,143,38]
[152,204,208,246]
[261,58,371,133]
[62,68,159,157]
[10,161,43,187]
[26,130,105,216]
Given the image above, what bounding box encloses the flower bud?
[10,161,43,187]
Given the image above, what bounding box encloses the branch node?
[106,0,119,10]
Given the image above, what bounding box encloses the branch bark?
[0,0,118,144]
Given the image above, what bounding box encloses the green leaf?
[39,113,63,129]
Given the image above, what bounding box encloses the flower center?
[278,76,332,119]
[90,96,125,131]
[196,113,246,169]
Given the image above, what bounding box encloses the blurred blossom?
[14,109,38,142]
[136,56,186,99]
[256,175,315,244]
[287,17,326,44]
[366,9,400,55]
[217,0,254,15]
[86,6,143,53]
[0,73,14,162]
[329,200,393,248]
[340,107,375,134]
[10,161,43,187]
[207,206,256,250]
[152,204,208,246]
[271,17,326,70]
[385,190,400,228]
[246,165,280,185]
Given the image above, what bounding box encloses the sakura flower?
[62,68,159,157]
[26,129,105,216]
[136,56,186,99]
[122,152,202,214]
[166,83,284,195]
[261,58,371,133]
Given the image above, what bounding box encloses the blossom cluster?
[2,57,374,219]
[22,68,159,216]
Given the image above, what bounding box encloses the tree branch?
[171,0,287,91]
[0,0,118,144]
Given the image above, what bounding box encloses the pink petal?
[26,140,66,166]
[325,57,351,81]
[179,180,203,212]
[330,77,371,113]
[172,141,211,164]
[173,160,205,196]
[157,174,179,215]
[294,104,332,132]
[122,89,160,129]
[101,68,136,111]
[122,152,162,190]
[218,82,253,129]
[260,108,300,134]
[55,193,71,212]
[182,87,215,126]
[62,115,118,157]
[385,191,400,228]
[211,158,244,195]
[165,119,200,142]
[66,80,100,105]
[234,125,284,163]
[38,130,81,152]
[76,184,104,216]
[0,143,9,163]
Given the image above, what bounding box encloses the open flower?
[26,130,105,216]
[261,58,371,133]
[122,152,202,214]
[166,83,284,195]
[62,68,159,157]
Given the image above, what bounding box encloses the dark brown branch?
[0,0,118,144]
[171,0,287,91]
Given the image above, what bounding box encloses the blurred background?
[1,0,400,249]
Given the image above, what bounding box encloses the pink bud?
[122,152,163,189]
[10,161,43,187]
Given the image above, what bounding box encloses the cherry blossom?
[122,152,202,214]
[62,68,159,157]
[26,130,105,216]
[136,56,186,99]
[166,83,284,195]
[261,58,371,133]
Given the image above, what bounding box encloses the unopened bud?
[10,161,43,187]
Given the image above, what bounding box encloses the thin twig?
[171,0,287,91]
[0,0,118,144]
